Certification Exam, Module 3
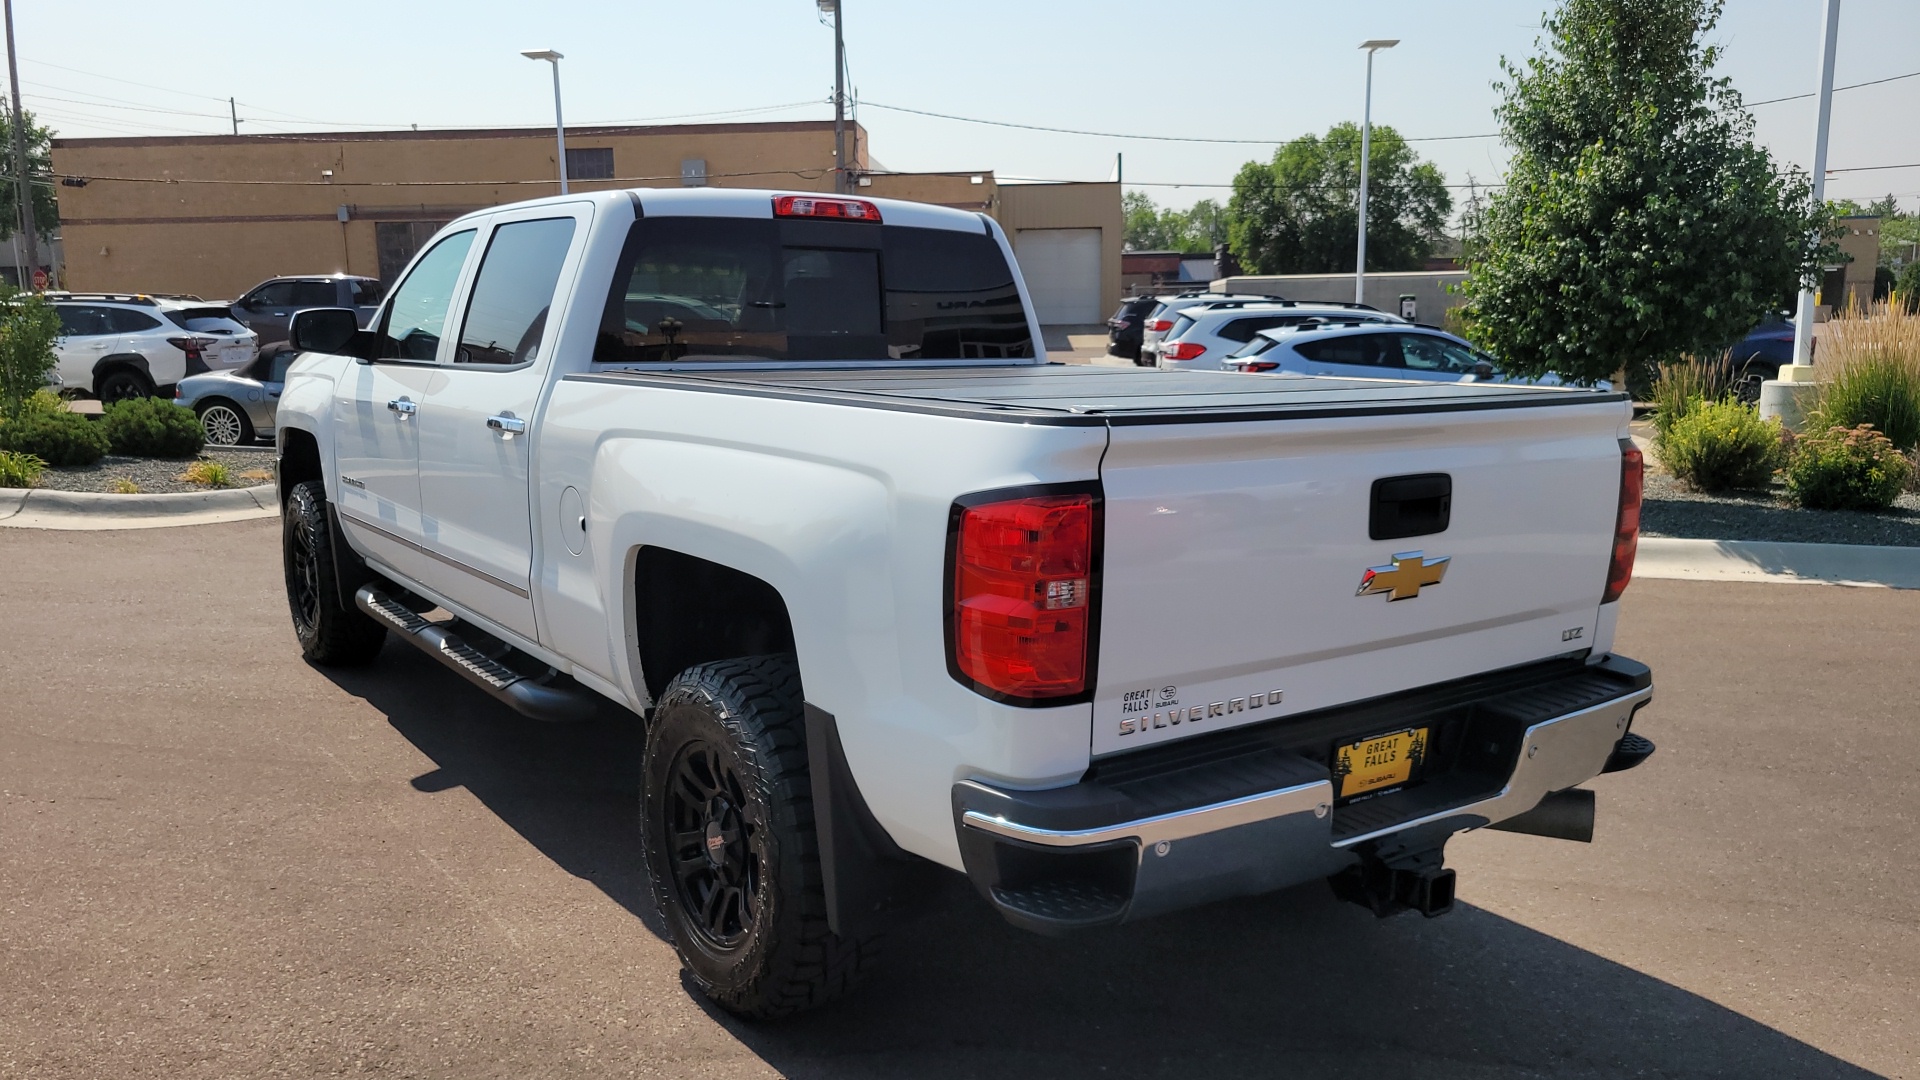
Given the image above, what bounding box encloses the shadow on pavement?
[321,645,1878,1080]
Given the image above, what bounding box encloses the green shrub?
[0,287,61,421]
[1650,355,1731,438]
[101,397,206,459]
[0,410,110,467]
[0,449,43,488]
[1657,398,1781,492]
[21,388,65,418]
[1785,424,1913,511]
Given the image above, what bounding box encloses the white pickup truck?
[274,187,1656,1018]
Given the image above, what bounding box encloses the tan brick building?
[51,120,1121,324]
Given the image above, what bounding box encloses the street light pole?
[521,49,568,194]
[1759,0,1839,426]
[1792,0,1840,368]
[1355,39,1398,306]
[4,0,38,290]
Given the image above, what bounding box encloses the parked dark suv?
[228,274,385,346]
[1105,296,1161,361]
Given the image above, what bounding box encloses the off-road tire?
[283,480,386,666]
[641,655,879,1018]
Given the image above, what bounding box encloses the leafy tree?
[0,285,62,419]
[1123,192,1229,252]
[0,103,57,241]
[1461,0,1834,385]
[1226,122,1450,275]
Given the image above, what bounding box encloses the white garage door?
[1015,228,1102,324]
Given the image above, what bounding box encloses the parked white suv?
[1136,291,1286,365]
[50,294,259,402]
[1156,300,1405,371]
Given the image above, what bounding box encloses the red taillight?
[1602,440,1643,604]
[1162,342,1207,361]
[951,493,1096,700]
[167,336,206,360]
[1148,319,1174,333]
[1241,361,1281,373]
[772,194,882,222]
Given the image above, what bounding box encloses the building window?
[566,147,615,181]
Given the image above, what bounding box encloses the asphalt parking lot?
[2,518,1915,1079]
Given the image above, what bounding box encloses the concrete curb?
[0,484,277,531]
[1637,537,1920,589]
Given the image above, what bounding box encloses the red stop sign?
[30,268,47,290]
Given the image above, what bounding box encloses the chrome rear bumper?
[953,655,1653,933]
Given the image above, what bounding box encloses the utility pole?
[1760,0,1840,425]
[3,0,37,290]
[832,0,846,193]
[230,96,238,135]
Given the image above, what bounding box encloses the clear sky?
[17,0,1920,216]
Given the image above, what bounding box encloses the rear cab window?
[593,216,1033,363]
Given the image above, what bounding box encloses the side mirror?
[1472,361,1495,380]
[289,307,366,357]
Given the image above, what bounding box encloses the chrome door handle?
[387,397,417,416]
[486,414,527,434]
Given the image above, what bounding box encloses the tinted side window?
[106,309,162,333]
[378,229,477,362]
[1167,314,1196,340]
[290,281,337,308]
[245,282,296,309]
[455,217,577,365]
[351,280,388,306]
[1294,334,1394,367]
[56,305,114,336]
[1227,336,1278,359]
[1218,315,1303,343]
[1398,334,1486,374]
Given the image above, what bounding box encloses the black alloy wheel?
[96,369,152,404]
[282,480,387,666]
[641,655,878,1018]
[665,738,763,950]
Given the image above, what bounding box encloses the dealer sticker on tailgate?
[1334,727,1428,800]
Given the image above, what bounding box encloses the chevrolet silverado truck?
[273,187,1656,1018]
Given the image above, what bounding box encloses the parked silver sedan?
[172,346,296,445]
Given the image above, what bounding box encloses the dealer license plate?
[1335,727,1429,801]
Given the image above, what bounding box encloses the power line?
[52,165,835,188]
[863,101,1497,145]
[1745,68,1920,107]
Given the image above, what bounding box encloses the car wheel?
[197,401,255,446]
[96,369,154,404]
[641,654,878,1019]
[283,480,386,666]
[1731,364,1773,406]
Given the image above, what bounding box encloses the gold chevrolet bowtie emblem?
[1356,551,1451,601]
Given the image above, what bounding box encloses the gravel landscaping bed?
[31,446,276,495]
[1641,471,1920,547]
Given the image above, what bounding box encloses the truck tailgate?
[1092,397,1629,756]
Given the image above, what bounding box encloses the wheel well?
[278,427,322,506]
[632,547,796,702]
[90,355,153,395]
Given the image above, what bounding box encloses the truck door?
[330,227,477,585]
[413,208,586,641]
